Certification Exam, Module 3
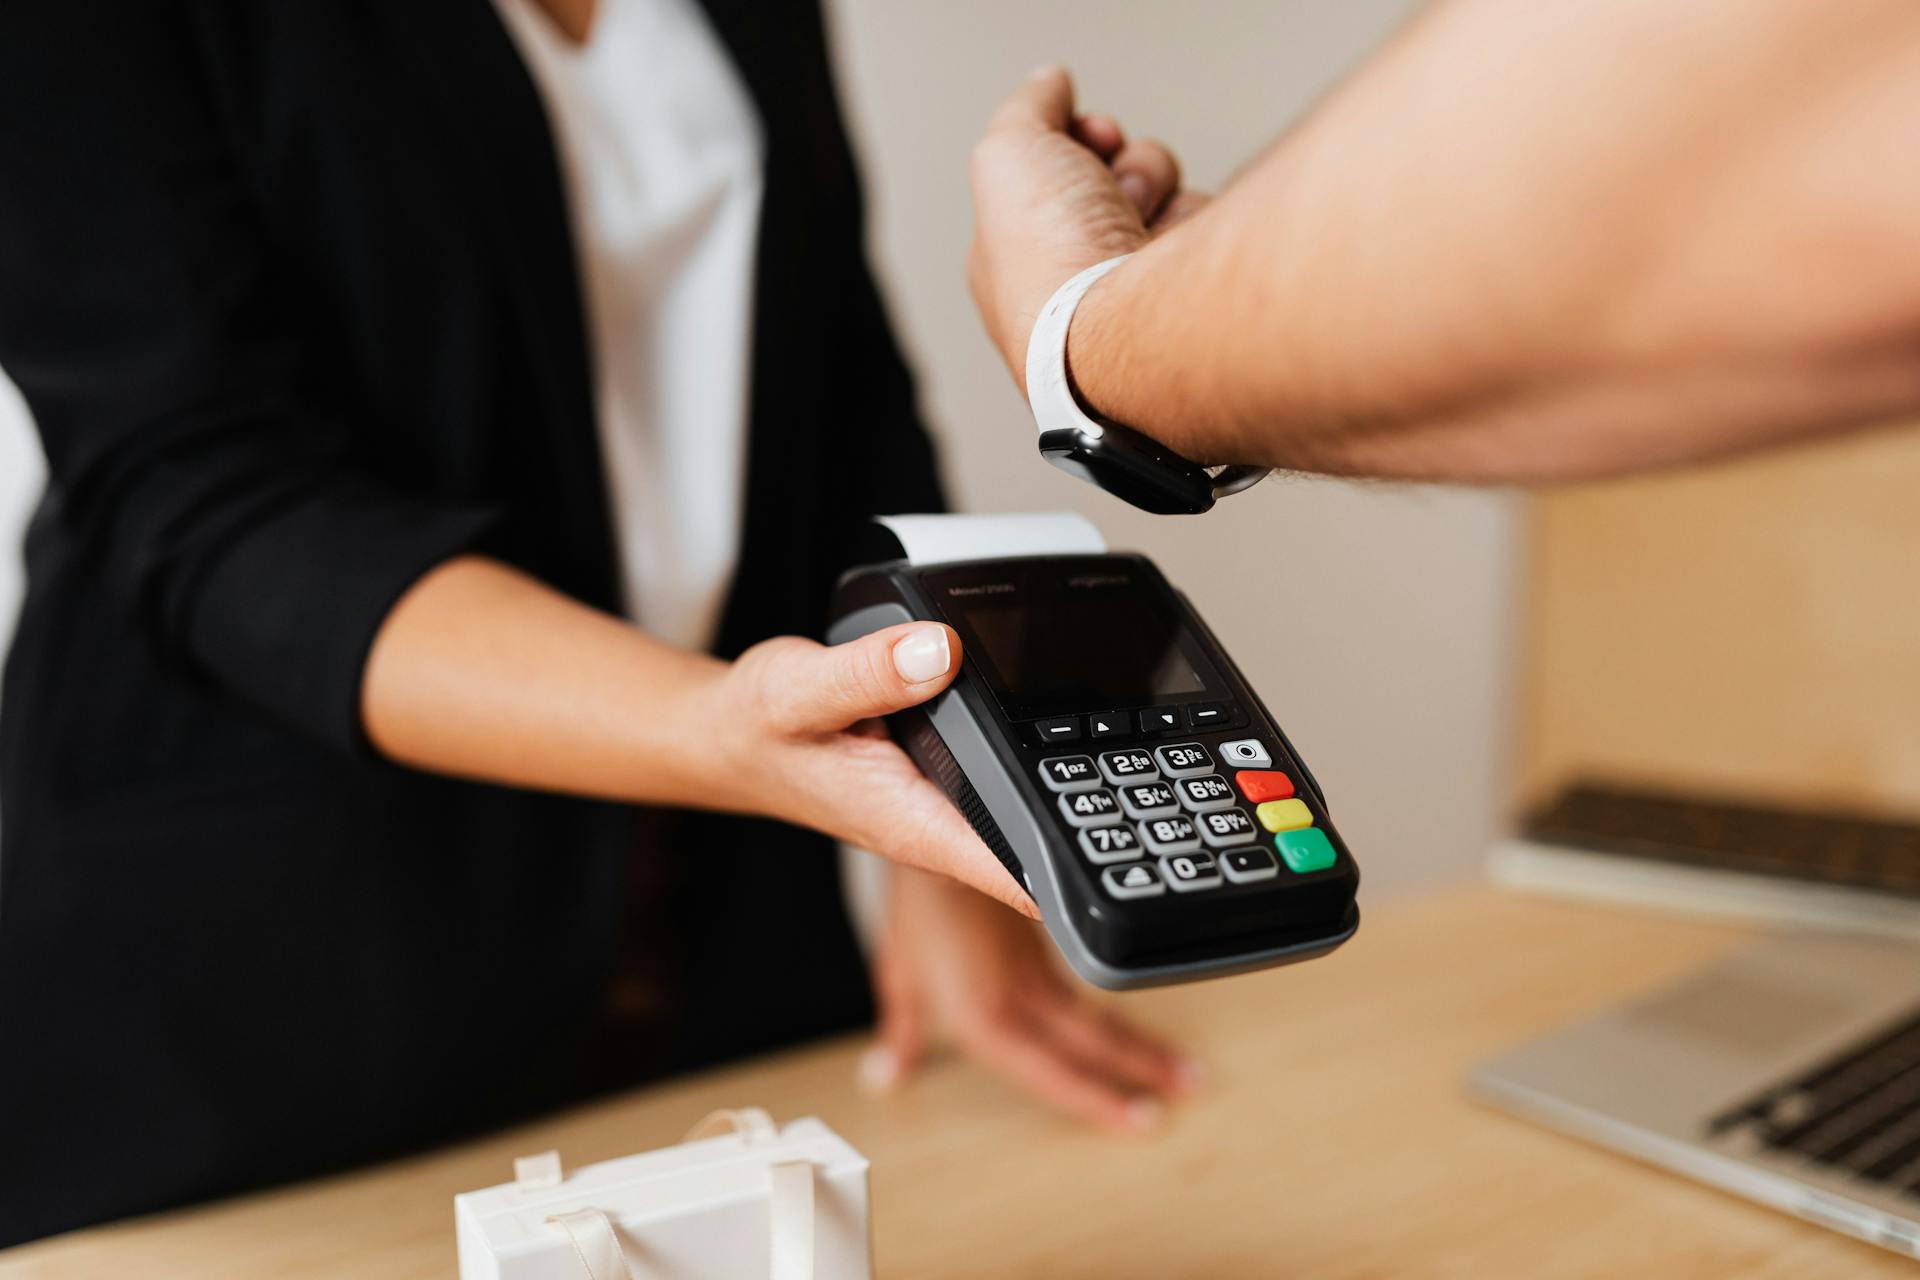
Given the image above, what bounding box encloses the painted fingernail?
[857,1046,902,1094]
[892,626,951,684]
[1124,1097,1164,1131]
[1118,172,1152,213]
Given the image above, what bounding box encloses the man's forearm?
[1064,0,1920,482]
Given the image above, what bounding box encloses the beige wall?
[1522,424,1920,817]
[825,0,1524,897]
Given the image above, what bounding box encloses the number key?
[1058,788,1123,828]
[1198,807,1259,847]
[1098,749,1159,785]
[1037,756,1100,793]
[1140,814,1201,855]
[1175,774,1236,813]
[1163,851,1222,892]
[1154,742,1214,778]
[1119,782,1179,820]
[1079,824,1142,864]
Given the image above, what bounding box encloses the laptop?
[1472,783,1920,1259]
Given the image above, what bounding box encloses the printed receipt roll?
[873,512,1105,567]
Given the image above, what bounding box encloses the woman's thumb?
[780,623,961,733]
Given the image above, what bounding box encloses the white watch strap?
[1023,254,1270,503]
[1025,256,1131,441]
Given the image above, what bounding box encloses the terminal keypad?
[1036,706,1342,902]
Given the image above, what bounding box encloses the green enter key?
[1275,826,1337,873]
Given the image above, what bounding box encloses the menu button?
[1186,702,1232,728]
[1032,716,1082,745]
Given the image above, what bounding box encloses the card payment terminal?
[828,514,1359,989]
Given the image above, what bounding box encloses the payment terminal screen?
[961,592,1205,705]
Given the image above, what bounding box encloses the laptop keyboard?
[1523,784,1920,896]
[1711,1006,1920,1196]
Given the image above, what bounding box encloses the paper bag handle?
[540,1110,817,1280]
[682,1107,777,1143]
[549,1208,636,1280]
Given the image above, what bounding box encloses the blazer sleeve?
[0,5,501,753]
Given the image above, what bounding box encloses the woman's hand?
[717,620,1038,918]
[860,864,1203,1132]
[367,558,1033,915]
[722,621,1205,1129]
[968,66,1207,393]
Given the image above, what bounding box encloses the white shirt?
[495,0,764,649]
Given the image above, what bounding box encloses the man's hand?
[862,863,1204,1132]
[968,67,1203,393]
[964,5,1920,484]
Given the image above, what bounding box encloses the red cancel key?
[1235,770,1296,803]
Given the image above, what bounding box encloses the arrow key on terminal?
[1102,861,1164,899]
[1138,707,1183,735]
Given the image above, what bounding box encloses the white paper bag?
[455,1108,871,1280]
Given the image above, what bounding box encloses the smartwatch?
[1025,255,1268,515]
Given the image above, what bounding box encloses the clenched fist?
[967,67,1207,395]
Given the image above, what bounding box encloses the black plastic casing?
[828,551,1360,990]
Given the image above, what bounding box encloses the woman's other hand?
[720,621,1039,917]
[861,864,1204,1133]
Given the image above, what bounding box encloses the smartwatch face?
[923,558,1227,723]
[1038,426,1217,515]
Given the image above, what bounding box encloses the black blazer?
[0,0,942,1246]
